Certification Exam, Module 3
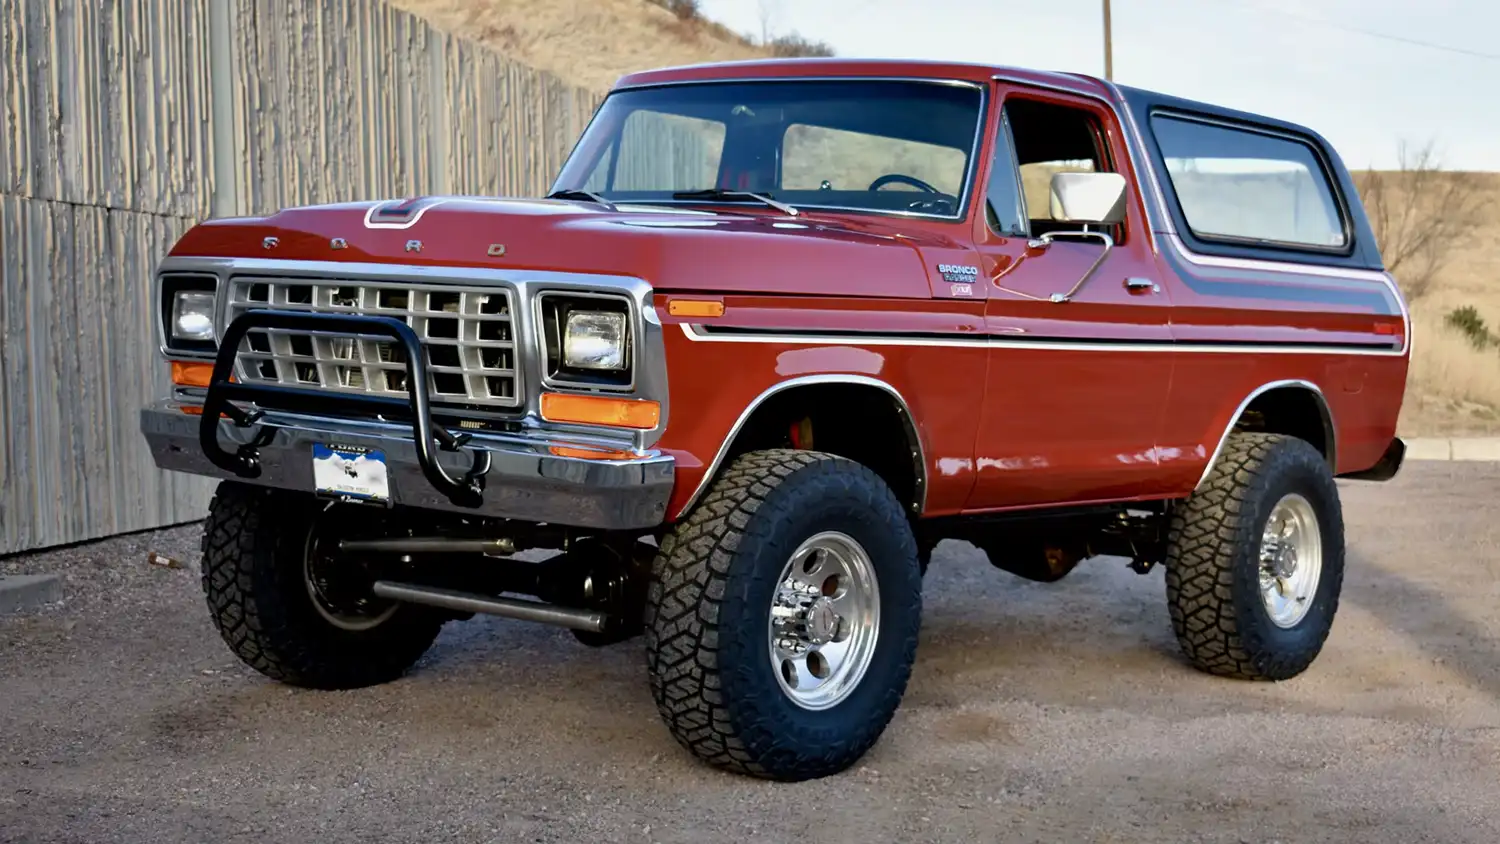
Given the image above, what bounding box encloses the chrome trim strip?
[1157,236,1411,357]
[680,323,1404,357]
[676,374,928,516]
[683,323,986,348]
[362,198,454,230]
[612,74,987,92]
[1193,379,1336,490]
[1162,236,1393,280]
[249,407,652,457]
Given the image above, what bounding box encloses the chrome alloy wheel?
[1258,493,1323,628]
[768,531,881,710]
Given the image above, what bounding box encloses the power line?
[1226,0,1500,61]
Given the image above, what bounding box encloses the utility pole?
[1103,0,1114,81]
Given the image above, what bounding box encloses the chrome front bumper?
[140,404,675,530]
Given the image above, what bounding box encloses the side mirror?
[1049,172,1127,225]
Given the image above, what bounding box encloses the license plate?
[311,443,390,504]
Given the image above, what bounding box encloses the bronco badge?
[938,263,978,285]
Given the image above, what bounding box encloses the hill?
[389,0,770,92]
[1381,170,1500,437]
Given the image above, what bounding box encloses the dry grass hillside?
[389,0,770,92]
[1378,171,1500,437]
[395,0,1499,437]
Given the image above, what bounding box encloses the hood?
[169,196,961,299]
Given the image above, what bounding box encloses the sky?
[696,0,1500,172]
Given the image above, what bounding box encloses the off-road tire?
[201,483,445,690]
[1164,432,1345,681]
[644,449,923,781]
[917,536,937,576]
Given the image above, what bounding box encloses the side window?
[611,110,727,192]
[983,111,1027,236]
[1150,114,1346,250]
[1003,98,1111,235]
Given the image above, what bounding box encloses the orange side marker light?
[667,299,725,318]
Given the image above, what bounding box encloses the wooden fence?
[0,0,603,554]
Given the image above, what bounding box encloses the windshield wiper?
[546,189,615,210]
[670,189,799,217]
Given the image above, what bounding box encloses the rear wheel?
[1164,432,1345,681]
[645,449,923,781]
[200,483,445,690]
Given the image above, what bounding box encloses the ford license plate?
[311,443,390,504]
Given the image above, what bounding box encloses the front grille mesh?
[226,276,520,409]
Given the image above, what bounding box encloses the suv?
[141,59,1409,782]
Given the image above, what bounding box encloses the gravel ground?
[4,462,1500,843]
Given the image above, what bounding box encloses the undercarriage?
[300,504,658,647]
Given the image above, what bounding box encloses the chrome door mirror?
[1049,172,1127,225]
[1014,172,1130,303]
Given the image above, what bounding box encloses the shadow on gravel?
[1342,547,1500,703]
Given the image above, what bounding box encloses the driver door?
[965,85,1175,510]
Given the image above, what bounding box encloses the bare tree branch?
[1355,140,1491,301]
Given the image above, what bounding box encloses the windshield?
[552,79,985,219]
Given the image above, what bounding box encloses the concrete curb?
[1404,437,1500,462]
[0,573,63,614]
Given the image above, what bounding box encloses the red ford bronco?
[142,58,1409,781]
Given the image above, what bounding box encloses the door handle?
[1124,277,1160,294]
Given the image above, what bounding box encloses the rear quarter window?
[1150,114,1347,251]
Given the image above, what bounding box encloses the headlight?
[562,311,627,371]
[171,291,216,342]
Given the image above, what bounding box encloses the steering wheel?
[868,173,941,193]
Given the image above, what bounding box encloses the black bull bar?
[197,310,491,507]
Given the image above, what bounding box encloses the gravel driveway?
[4,461,1500,843]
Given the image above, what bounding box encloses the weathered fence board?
[1,0,604,554]
[0,195,215,553]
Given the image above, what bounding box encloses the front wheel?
[1164,432,1346,681]
[644,449,923,781]
[200,483,445,690]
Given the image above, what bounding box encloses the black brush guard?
[198,310,492,507]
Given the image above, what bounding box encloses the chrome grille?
[225,276,520,409]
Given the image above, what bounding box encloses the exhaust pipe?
[371,580,608,633]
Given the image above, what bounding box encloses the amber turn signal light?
[541,393,660,430]
[171,360,217,388]
[667,299,725,318]
[549,445,635,460]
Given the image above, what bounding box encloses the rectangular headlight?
[171,291,217,342]
[562,311,627,371]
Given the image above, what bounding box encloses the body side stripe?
[680,324,1405,356]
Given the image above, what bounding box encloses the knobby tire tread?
[200,483,442,690]
[1164,432,1345,681]
[644,449,921,781]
